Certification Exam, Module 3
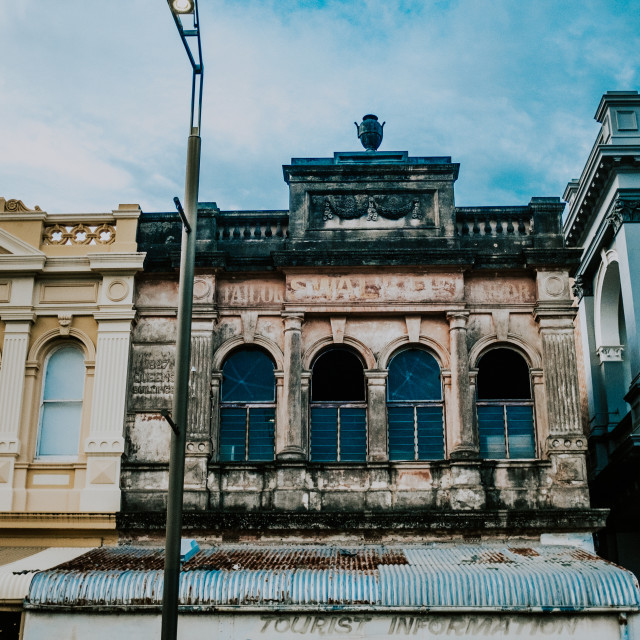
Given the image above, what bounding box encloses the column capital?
[447,310,469,329]
[1,317,34,331]
[282,311,304,331]
[364,369,388,384]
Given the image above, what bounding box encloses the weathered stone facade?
[120,147,601,541]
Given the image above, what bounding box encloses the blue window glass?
[220,349,275,461]
[310,348,367,462]
[387,349,444,461]
[477,348,535,459]
[221,349,275,402]
[37,346,85,458]
[388,349,441,401]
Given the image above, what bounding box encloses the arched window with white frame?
[36,344,86,458]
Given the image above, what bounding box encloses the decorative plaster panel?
[40,282,98,303]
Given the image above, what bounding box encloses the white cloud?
[0,0,639,212]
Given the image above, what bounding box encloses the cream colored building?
[0,197,144,547]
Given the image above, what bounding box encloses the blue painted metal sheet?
[27,544,640,611]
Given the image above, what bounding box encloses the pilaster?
[277,312,305,460]
[80,318,132,512]
[0,320,32,510]
[365,370,387,462]
[183,325,214,509]
[447,311,477,458]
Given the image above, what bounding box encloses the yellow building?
[0,197,144,546]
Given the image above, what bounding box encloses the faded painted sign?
[22,612,625,640]
[218,279,285,306]
[287,274,463,303]
[465,277,535,304]
[128,345,175,410]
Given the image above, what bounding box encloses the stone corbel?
[596,345,624,363]
[84,435,125,455]
[57,313,72,336]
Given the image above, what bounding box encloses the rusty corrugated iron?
[27,544,640,611]
[54,546,408,572]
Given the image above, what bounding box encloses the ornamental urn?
[355,114,385,151]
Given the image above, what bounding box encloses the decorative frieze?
[42,223,116,246]
[310,192,436,228]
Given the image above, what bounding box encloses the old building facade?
[21,123,640,638]
[564,91,640,576]
[122,150,591,522]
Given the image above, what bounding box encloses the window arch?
[219,347,276,461]
[36,344,86,458]
[476,347,535,459]
[387,348,444,460]
[310,347,367,462]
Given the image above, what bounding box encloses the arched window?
[476,348,535,459]
[36,345,85,458]
[387,349,444,460]
[219,348,275,461]
[310,347,366,462]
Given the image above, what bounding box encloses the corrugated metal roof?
[27,544,640,611]
[0,547,93,602]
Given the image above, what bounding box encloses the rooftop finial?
[355,114,385,152]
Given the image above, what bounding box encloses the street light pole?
[161,1,203,639]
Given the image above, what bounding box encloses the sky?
[1,0,640,214]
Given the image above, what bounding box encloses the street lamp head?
[171,0,194,14]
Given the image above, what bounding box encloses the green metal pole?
[161,128,201,640]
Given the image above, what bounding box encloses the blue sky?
[1,0,639,213]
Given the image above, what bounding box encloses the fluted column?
[183,329,213,509]
[187,331,213,438]
[539,320,582,436]
[80,319,133,511]
[0,321,31,510]
[447,311,477,458]
[536,305,589,508]
[277,312,305,460]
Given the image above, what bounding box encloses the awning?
[0,547,94,602]
[27,543,640,612]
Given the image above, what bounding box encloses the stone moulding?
[116,508,609,534]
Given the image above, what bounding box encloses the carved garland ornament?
[322,195,422,222]
[42,223,116,246]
